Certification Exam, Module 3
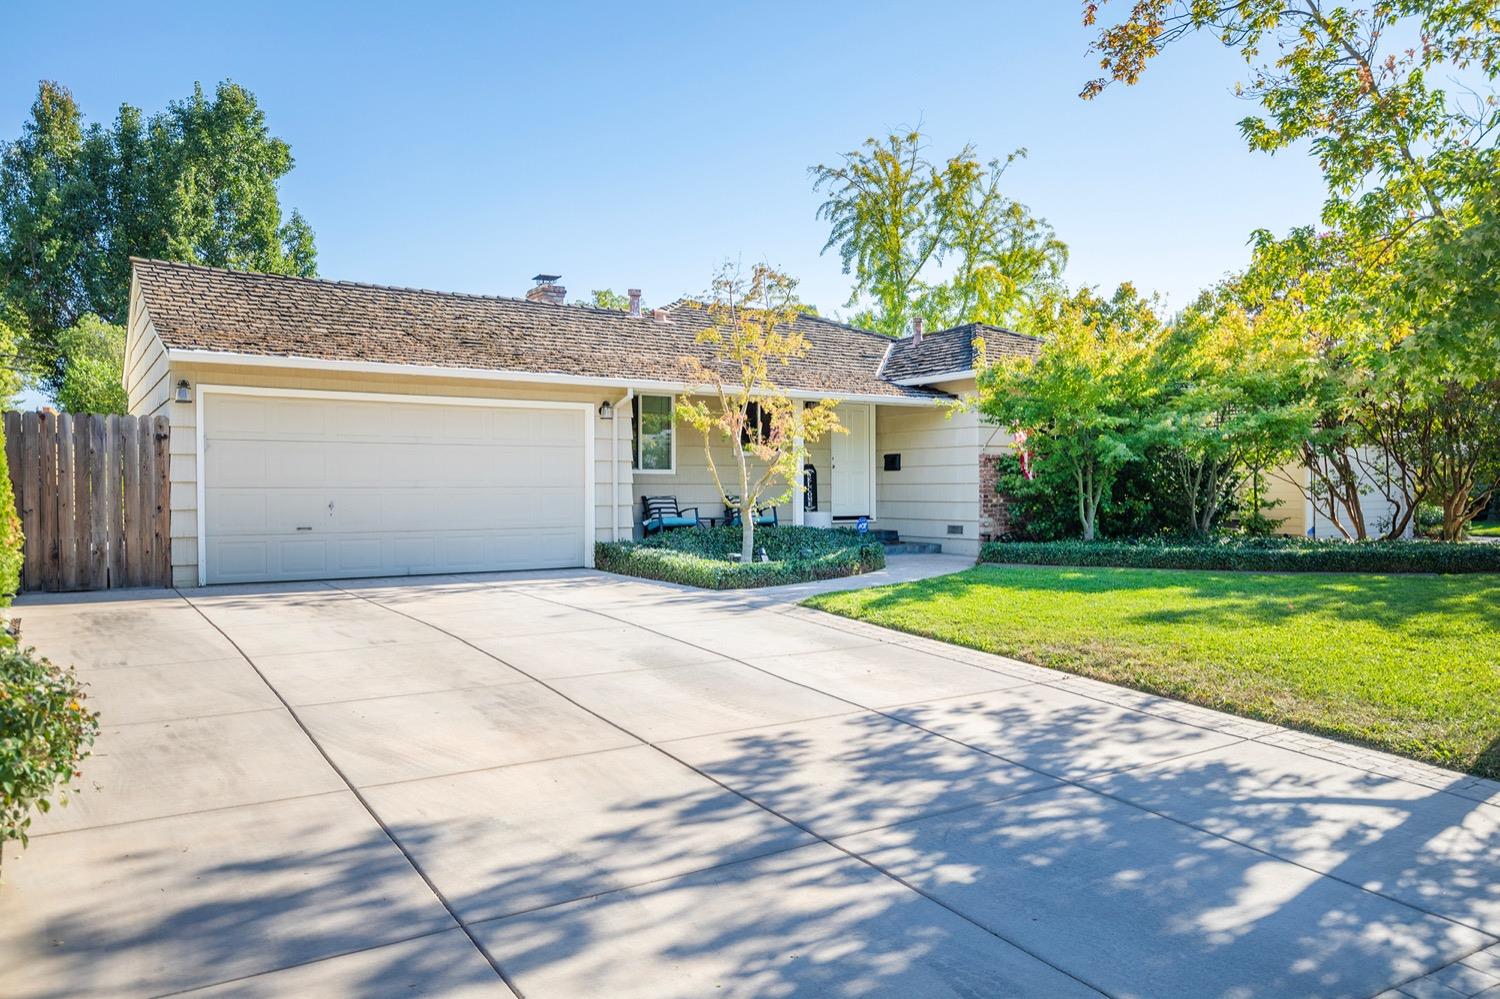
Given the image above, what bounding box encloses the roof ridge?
[129,256,665,320]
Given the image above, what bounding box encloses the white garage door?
[201,391,590,584]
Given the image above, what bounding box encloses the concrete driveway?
[3,563,1498,999]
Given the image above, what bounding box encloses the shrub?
[991,449,1182,541]
[978,536,1500,574]
[0,420,20,600]
[1,642,100,863]
[596,526,886,589]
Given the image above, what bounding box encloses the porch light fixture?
[598,400,614,420]
[175,379,192,403]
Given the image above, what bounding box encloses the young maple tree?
[977,286,1160,541]
[676,264,842,562]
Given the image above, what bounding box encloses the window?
[633,394,674,473]
[740,401,773,449]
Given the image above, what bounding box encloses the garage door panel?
[265,442,330,487]
[214,540,271,579]
[530,409,585,444]
[203,394,589,584]
[205,440,269,487]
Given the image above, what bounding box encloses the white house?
[125,259,1038,586]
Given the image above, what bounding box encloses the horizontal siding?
[876,397,983,556]
[628,396,838,531]
[125,285,172,417]
[1261,463,1308,536]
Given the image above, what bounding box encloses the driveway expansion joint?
[175,588,523,998]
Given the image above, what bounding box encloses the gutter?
[888,368,977,387]
[165,348,948,407]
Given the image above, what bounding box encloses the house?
[124,259,1039,586]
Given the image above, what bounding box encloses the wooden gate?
[3,412,171,592]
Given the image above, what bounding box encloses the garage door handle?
[296,526,312,531]
[328,501,335,514]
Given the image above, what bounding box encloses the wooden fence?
[3,412,171,592]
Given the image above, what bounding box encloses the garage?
[199,388,592,585]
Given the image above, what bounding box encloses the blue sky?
[4,0,1328,318]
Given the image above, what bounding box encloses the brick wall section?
[978,454,1017,540]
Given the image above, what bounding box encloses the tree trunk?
[741,505,756,562]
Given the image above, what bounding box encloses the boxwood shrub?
[979,536,1500,574]
[596,525,886,589]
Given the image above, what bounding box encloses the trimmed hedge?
[979,536,1500,574]
[596,525,886,589]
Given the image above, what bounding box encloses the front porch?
[624,396,994,557]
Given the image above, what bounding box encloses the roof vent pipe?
[628,288,642,317]
[912,316,924,344]
[651,308,669,323]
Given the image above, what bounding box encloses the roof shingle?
[132,258,944,400]
[881,322,1041,382]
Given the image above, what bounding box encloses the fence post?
[38,411,58,591]
[20,412,39,591]
[57,414,78,591]
[88,416,109,590]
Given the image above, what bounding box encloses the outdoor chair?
[723,498,778,528]
[642,495,701,535]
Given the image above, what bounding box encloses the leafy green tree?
[0,79,316,391]
[1152,289,1310,536]
[0,300,26,405]
[978,285,1159,540]
[54,315,127,414]
[812,131,1065,336]
[1083,0,1500,539]
[573,289,639,311]
[676,264,842,562]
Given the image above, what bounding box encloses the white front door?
[201,390,591,584]
[831,403,873,518]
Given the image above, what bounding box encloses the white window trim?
[635,393,676,475]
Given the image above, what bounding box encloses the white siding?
[124,278,172,418]
[630,395,827,530]
[874,380,990,557]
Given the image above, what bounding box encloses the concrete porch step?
[883,541,942,555]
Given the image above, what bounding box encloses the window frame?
[740,401,774,452]
[634,393,676,475]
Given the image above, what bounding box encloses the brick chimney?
[628,288,642,317]
[527,273,566,306]
[912,316,924,344]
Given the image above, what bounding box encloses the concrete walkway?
[2,565,1497,998]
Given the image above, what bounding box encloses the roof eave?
[164,348,948,407]
[888,368,977,387]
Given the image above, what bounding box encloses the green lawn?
[1471,523,1500,537]
[805,565,1500,779]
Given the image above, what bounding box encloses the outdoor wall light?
[598,400,614,419]
[175,379,193,403]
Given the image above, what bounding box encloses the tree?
[1153,288,1310,535]
[1083,0,1500,539]
[54,315,126,414]
[676,264,842,562]
[573,289,639,311]
[0,79,316,392]
[811,131,1065,336]
[977,285,1159,540]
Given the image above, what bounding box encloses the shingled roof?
[881,322,1042,382]
[132,258,945,400]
